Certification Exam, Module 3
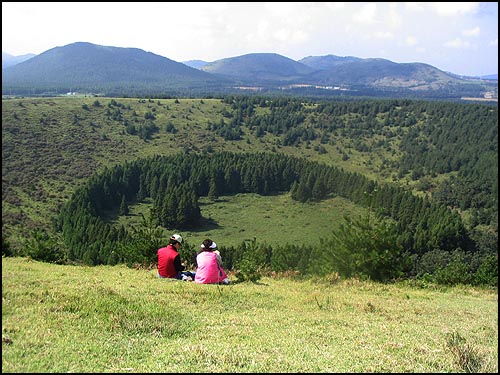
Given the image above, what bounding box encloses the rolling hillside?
[200,53,495,98]
[308,59,458,88]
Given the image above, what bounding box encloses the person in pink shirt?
[194,239,230,284]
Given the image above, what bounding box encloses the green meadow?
[2,257,497,373]
[111,192,365,249]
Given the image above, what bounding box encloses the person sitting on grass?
[157,234,195,281]
[194,239,230,285]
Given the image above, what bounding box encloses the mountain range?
[2,42,497,99]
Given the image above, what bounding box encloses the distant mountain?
[479,74,498,80]
[2,42,231,95]
[182,59,209,69]
[2,52,36,69]
[298,54,362,70]
[201,53,495,97]
[1,42,497,99]
[446,71,498,82]
[201,53,316,84]
[307,58,465,90]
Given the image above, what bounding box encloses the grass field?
[110,192,366,249]
[2,257,497,372]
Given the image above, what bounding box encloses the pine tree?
[119,195,129,216]
[208,177,218,201]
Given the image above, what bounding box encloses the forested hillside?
[1,42,229,96]
[2,95,497,285]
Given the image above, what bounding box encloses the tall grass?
[2,257,497,372]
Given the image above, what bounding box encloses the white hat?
[201,241,217,249]
[170,234,183,244]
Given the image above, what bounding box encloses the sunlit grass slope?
[2,257,497,373]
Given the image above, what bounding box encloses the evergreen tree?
[119,195,129,216]
[208,177,218,201]
[315,213,410,282]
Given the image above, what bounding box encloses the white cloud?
[444,38,471,48]
[256,19,270,38]
[405,36,418,46]
[273,28,308,44]
[405,2,480,16]
[463,27,480,37]
[353,3,378,23]
[490,38,498,46]
[324,2,347,11]
[264,2,298,16]
[290,30,309,44]
[374,31,394,39]
[430,3,480,16]
[274,29,291,43]
[386,8,402,28]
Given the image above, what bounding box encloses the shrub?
[234,239,265,283]
[434,250,472,285]
[2,236,12,257]
[117,212,163,267]
[25,229,67,264]
[234,255,264,283]
[413,249,452,277]
[473,254,498,286]
[315,213,410,282]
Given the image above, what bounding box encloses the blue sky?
[2,2,498,76]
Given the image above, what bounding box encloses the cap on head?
[170,234,183,244]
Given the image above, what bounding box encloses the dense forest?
[2,95,497,285]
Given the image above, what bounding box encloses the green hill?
[3,96,496,237]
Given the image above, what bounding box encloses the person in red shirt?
[157,234,188,279]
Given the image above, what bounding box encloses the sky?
[2,2,498,77]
